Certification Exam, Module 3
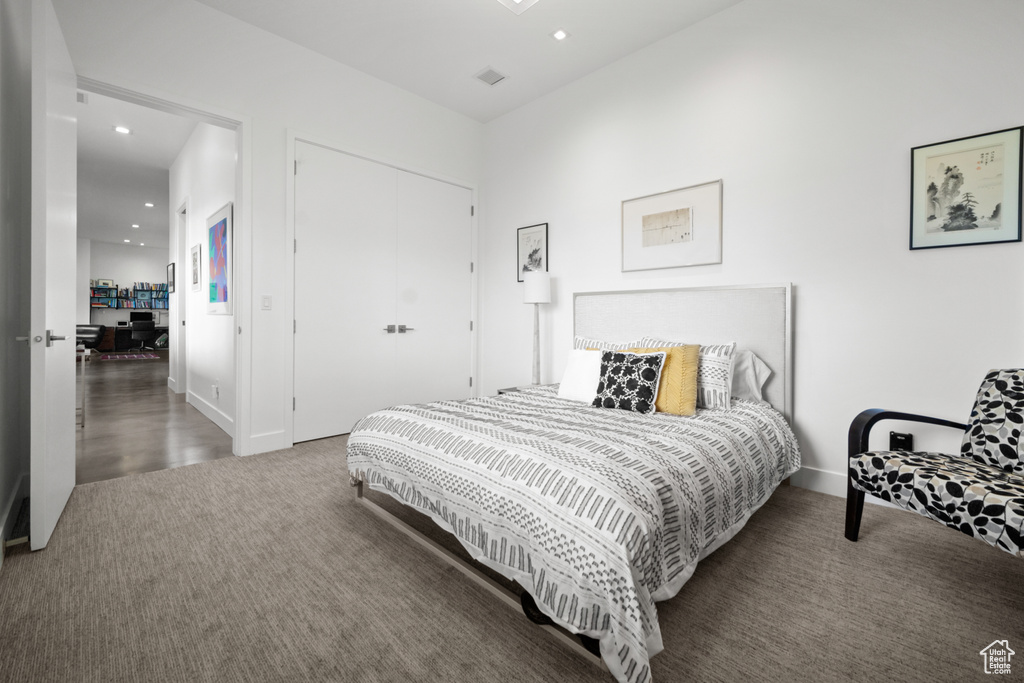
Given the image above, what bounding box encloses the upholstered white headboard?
[573,284,793,420]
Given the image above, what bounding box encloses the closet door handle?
[383,325,396,334]
[398,325,414,333]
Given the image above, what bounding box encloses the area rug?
[99,353,159,360]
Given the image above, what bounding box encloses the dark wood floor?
[75,351,234,485]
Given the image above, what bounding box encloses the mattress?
[347,385,801,683]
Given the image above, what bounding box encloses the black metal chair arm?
[848,408,968,460]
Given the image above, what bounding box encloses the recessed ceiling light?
[131,224,139,228]
[551,29,570,41]
[144,202,154,208]
[113,126,131,135]
[496,0,539,15]
[140,243,145,246]
[123,239,130,243]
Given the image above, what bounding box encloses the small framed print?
[191,244,201,292]
[166,263,175,293]
[911,127,1022,250]
[517,223,548,282]
[622,180,722,272]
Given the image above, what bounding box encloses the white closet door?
[293,142,397,442]
[394,171,473,405]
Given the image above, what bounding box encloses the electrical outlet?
[889,431,913,451]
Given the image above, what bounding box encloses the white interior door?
[293,142,397,442]
[29,0,77,550]
[395,171,473,405]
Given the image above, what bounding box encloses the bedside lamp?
[523,270,551,385]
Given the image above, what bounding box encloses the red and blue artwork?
[209,217,229,304]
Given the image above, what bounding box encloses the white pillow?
[557,349,603,403]
[731,349,772,403]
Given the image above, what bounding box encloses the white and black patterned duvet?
[347,385,800,683]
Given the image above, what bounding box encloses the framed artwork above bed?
[621,180,722,272]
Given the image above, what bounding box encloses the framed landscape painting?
[910,127,1022,250]
[517,223,548,282]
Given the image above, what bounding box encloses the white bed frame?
[354,282,793,669]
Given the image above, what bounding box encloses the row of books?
[90,299,168,309]
[134,283,168,291]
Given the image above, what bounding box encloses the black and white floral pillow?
[592,351,666,414]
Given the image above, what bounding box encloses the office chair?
[130,320,157,352]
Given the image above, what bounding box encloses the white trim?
[186,391,234,436]
[789,465,903,509]
[285,129,480,448]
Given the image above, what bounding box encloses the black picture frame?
[167,263,175,293]
[516,223,548,282]
[910,126,1023,250]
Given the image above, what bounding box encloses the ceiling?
[193,0,743,123]
[77,91,198,249]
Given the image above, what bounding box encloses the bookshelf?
[89,282,168,310]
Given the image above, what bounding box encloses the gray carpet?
[1,437,1020,682]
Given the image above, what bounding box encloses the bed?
[347,284,800,683]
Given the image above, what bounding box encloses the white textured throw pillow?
[641,337,736,409]
[557,349,603,403]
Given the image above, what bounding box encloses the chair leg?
[845,480,865,542]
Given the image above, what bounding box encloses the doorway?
[75,83,241,483]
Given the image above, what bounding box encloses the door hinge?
[294,238,297,253]
[469,377,473,387]
[470,262,474,273]
[293,397,296,411]
[470,205,474,217]
[294,160,298,175]
[293,320,296,333]
[469,321,473,331]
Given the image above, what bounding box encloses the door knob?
[398,325,414,333]
[383,324,396,333]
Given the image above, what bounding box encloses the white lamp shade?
[523,270,551,304]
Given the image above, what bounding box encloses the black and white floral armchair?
[846,369,1024,558]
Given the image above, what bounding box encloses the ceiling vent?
[475,67,507,87]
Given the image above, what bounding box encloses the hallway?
[75,352,233,485]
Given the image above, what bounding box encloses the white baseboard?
[789,465,902,509]
[167,376,178,393]
[243,430,290,456]
[186,391,234,438]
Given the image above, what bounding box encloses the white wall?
[88,240,169,327]
[75,237,89,323]
[169,122,236,437]
[52,0,483,454]
[479,0,1024,497]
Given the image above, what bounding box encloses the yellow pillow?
[626,345,699,416]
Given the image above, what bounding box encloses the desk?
[112,326,169,351]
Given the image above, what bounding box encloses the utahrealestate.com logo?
[980,640,1014,675]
